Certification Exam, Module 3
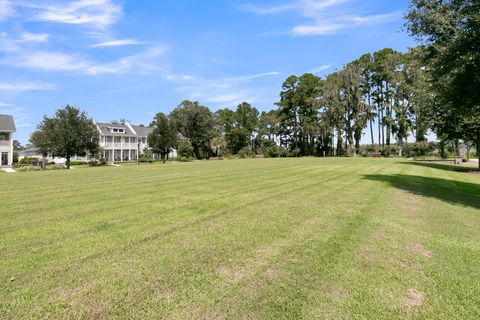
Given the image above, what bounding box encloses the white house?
[94,121,177,163]
[21,120,177,165]
[0,115,15,167]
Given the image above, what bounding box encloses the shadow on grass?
[401,161,476,173]
[363,174,480,210]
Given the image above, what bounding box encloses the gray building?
[0,115,16,166]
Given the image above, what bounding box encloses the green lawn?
[1,158,479,319]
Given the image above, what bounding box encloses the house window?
[111,128,125,134]
[0,133,5,141]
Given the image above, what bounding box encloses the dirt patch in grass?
[326,284,350,302]
[218,266,244,282]
[409,243,433,259]
[405,288,424,311]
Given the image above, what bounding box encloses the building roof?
[96,122,136,136]
[0,114,16,132]
[131,125,152,137]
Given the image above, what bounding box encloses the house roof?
[131,125,152,137]
[0,114,16,132]
[96,122,136,136]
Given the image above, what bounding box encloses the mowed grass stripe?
[0,159,352,216]
[0,159,376,279]
[16,159,385,318]
[1,158,479,319]
[0,159,346,238]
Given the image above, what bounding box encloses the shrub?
[178,156,194,162]
[16,166,42,172]
[139,155,154,163]
[278,146,290,158]
[238,146,256,159]
[88,158,107,166]
[178,139,194,159]
[260,140,276,158]
[70,160,87,166]
[19,157,39,166]
[47,165,65,170]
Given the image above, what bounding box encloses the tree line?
[30,0,479,169]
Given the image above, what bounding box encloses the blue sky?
[0,0,414,144]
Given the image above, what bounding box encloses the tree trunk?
[370,119,374,145]
[192,142,201,160]
[440,140,446,159]
[455,139,460,157]
[477,133,480,171]
[386,107,391,146]
[398,137,403,157]
[66,156,71,170]
[381,109,385,147]
[377,109,381,149]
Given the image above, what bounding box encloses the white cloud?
[170,71,280,106]
[17,32,49,43]
[241,0,348,16]
[90,38,143,48]
[242,0,401,37]
[29,0,123,29]
[2,45,169,76]
[11,51,90,72]
[0,0,13,21]
[309,64,332,74]
[240,3,299,15]
[292,12,401,36]
[0,82,55,91]
[293,22,344,36]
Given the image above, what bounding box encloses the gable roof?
[0,115,16,132]
[96,122,136,136]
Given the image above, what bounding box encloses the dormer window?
[110,127,125,134]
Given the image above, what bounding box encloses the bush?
[178,156,194,162]
[16,165,42,172]
[88,158,107,166]
[16,165,66,172]
[178,139,195,159]
[70,160,87,166]
[48,165,65,170]
[238,146,256,159]
[139,155,154,163]
[261,140,280,158]
[19,157,39,166]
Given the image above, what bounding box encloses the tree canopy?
[30,105,100,169]
[148,113,177,163]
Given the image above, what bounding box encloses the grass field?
[1,158,479,319]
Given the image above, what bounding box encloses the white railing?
[0,140,11,147]
[100,142,139,149]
